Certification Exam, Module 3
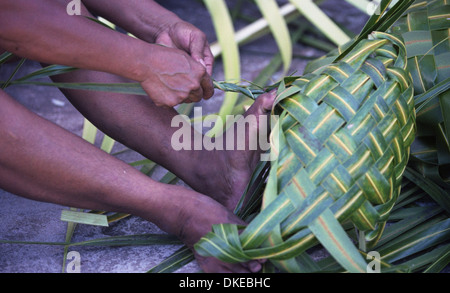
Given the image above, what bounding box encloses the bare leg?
[0,88,263,273]
[49,0,275,211]
[49,69,275,211]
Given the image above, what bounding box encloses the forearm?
[0,0,151,82]
[81,0,182,42]
[49,69,207,186]
[0,89,172,226]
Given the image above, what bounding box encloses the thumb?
[189,35,208,68]
[246,90,276,116]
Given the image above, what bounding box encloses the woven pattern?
[391,0,450,187]
[274,33,417,242]
[392,0,449,96]
[195,32,416,272]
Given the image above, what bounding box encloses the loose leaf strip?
[289,0,351,46]
[378,218,450,263]
[414,77,450,115]
[1,58,26,89]
[9,81,148,95]
[61,210,109,227]
[14,64,78,82]
[8,79,269,101]
[308,210,367,273]
[1,233,180,247]
[381,243,449,273]
[69,234,181,247]
[403,167,450,214]
[0,51,14,65]
[375,206,443,247]
[147,246,195,273]
[204,0,240,136]
[255,0,292,72]
[422,244,450,273]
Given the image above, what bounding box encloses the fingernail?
[199,59,206,68]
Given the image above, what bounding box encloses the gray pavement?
[0,0,368,273]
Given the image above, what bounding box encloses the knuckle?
[168,100,179,108]
[187,80,201,92]
[192,30,206,41]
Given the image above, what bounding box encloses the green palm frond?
[194,0,450,273]
[195,30,416,272]
[306,0,450,191]
[391,0,450,190]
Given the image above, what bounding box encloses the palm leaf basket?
[195,29,416,273]
[195,0,450,273]
[392,0,450,190]
[306,0,450,190]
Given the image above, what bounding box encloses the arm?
[81,0,214,75]
[0,88,260,273]
[0,89,175,228]
[0,0,213,107]
[81,0,179,43]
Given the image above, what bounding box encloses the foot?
[162,185,263,273]
[192,91,276,211]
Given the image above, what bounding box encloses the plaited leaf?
[305,0,450,189]
[195,31,416,272]
[390,0,450,189]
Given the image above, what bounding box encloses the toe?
[245,90,276,117]
[245,260,263,273]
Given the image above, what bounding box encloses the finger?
[200,75,215,100]
[187,31,214,80]
[244,90,277,117]
[189,32,208,64]
[187,86,204,103]
[203,46,215,76]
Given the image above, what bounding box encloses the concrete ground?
[0,0,368,273]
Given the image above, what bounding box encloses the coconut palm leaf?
[147,246,195,273]
[195,28,418,272]
[305,1,450,192]
[289,0,351,46]
[390,0,450,191]
[193,0,447,273]
[254,0,292,73]
[1,0,448,273]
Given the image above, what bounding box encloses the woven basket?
[391,0,450,187]
[196,31,416,272]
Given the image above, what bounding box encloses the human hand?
[81,0,214,74]
[154,21,214,76]
[138,44,214,108]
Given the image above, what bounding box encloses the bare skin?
[0,85,274,273]
[0,0,213,107]
[50,69,274,211]
[0,0,274,272]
